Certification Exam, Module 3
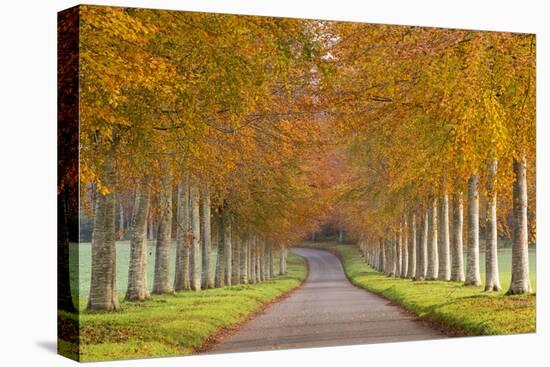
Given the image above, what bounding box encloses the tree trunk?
[174,179,190,291]
[214,211,225,288]
[407,213,416,278]
[484,159,501,291]
[223,210,232,286]
[153,180,173,294]
[451,192,465,281]
[400,220,408,278]
[125,181,151,301]
[379,238,386,273]
[338,229,344,243]
[279,245,287,275]
[261,241,268,280]
[427,199,438,280]
[394,230,401,277]
[465,175,481,286]
[201,187,212,289]
[88,169,120,311]
[190,183,201,291]
[508,154,531,294]
[255,240,261,282]
[118,203,125,240]
[147,217,154,241]
[438,194,451,281]
[250,238,257,283]
[58,187,76,312]
[268,242,275,278]
[240,237,249,284]
[415,210,427,280]
[391,237,397,276]
[232,234,241,285]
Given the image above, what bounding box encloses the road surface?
[210,247,445,353]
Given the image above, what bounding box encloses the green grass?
[302,242,536,336]
[59,252,307,362]
[71,241,217,308]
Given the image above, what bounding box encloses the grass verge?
[302,242,535,336]
[59,252,307,362]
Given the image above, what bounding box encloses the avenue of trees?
[58,7,536,313]
[325,24,535,295]
[70,7,332,311]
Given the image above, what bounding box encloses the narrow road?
[210,247,445,353]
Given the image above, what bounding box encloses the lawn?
[302,242,536,336]
[59,252,307,362]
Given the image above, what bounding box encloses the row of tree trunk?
[358,157,531,295]
[87,176,289,311]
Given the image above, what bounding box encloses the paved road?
[210,247,445,354]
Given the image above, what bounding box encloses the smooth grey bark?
[385,238,394,276]
[246,238,252,282]
[426,199,438,280]
[465,175,481,286]
[249,237,257,283]
[240,237,249,284]
[88,171,120,311]
[174,179,190,291]
[406,214,416,278]
[261,241,268,280]
[190,183,201,290]
[214,211,225,288]
[508,154,531,294]
[201,187,213,289]
[438,194,451,281]
[451,192,465,281]
[279,245,287,275]
[118,203,125,240]
[338,229,344,243]
[400,220,408,278]
[266,240,275,279]
[125,182,151,301]
[395,230,402,277]
[255,240,262,282]
[485,159,501,291]
[147,217,154,241]
[232,234,241,285]
[415,210,427,280]
[223,210,232,286]
[379,238,386,273]
[153,180,173,294]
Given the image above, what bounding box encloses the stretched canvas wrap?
[57,4,536,362]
